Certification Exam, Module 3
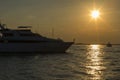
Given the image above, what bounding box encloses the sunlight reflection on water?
[0,45,119,80]
[85,45,106,80]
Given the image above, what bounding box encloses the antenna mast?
[52,27,54,38]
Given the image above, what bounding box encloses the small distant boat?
[106,42,112,47]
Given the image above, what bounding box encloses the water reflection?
[86,45,106,80]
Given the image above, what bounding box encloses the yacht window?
[20,34,35,36]
[4,33,13,37]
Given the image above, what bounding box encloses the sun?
[91,10,100,19]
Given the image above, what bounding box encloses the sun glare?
[91,10,100,19]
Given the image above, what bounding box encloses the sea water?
[0,45,119,80]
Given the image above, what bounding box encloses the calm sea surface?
[0,45,120,80]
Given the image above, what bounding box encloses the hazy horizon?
[0,0,120,44]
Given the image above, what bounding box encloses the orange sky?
[0,0,120,43]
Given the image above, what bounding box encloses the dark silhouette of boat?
[0,23,73,53]
[106,42,112,47]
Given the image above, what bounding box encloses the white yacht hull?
[0,42,73,53]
